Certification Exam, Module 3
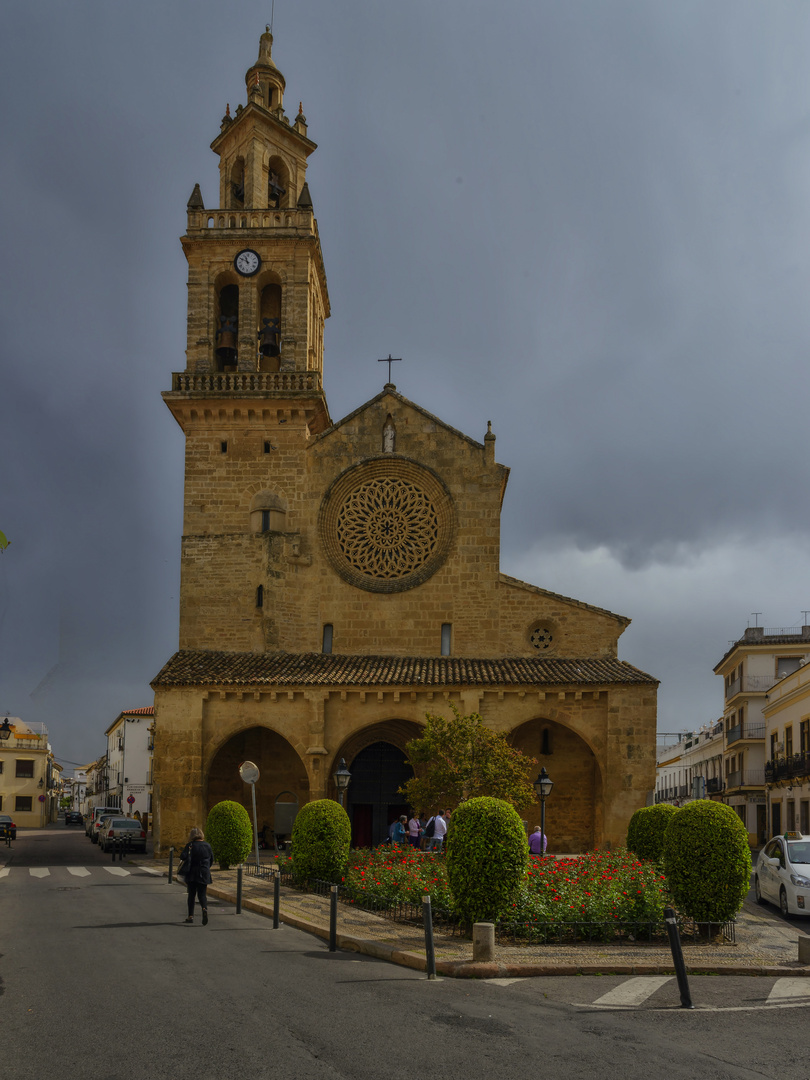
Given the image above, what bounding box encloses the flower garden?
[269,846,669,936]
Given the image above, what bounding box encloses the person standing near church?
[528,826,547,855]
[180,826,214,925]
[408,812,421,848]
[426,810,448,852]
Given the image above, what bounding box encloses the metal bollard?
[664,906,694,1009]
[273,868,280,929]
[168,847,174,884]
[236,865,243,915]
[329,884,338,952]
[111,837,117,863]
[423,894,437,979]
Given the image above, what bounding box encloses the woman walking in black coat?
[180,826,214,925]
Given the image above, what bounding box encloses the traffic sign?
[127,794,136,805]
[38,794,46,803]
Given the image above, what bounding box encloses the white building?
[655,721,724,806]
[103,707,154,820]
[762,659,810,837]
[714,624,810,847]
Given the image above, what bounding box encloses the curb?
[157,871,810,979]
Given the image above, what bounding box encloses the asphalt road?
[1,827,809,1080]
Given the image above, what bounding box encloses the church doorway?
[206,726,309,840]
[345,741,413,848]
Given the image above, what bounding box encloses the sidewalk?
[144,858,810,978]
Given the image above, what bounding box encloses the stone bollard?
[472,922,496,963]
[799,935,810,965]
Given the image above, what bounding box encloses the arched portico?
[206,726,309,837]
[331,720,422,848]
[511,718,603,853]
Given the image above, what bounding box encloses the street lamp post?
[0,718,12,741]
[333,758,351,808]
[533,767,553,859]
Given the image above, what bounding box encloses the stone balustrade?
[171,371,322,394]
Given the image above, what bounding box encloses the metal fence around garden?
[238,861,735,946]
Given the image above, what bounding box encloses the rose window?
[320,460,454,593]
[530,627,554,650]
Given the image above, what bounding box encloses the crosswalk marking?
[593,976,674,1007]
[67,867,91,877]
[29,867,50,878]
[138,866,162,875]
[0,868,9,878]
[766,978,810,1004]
[488,978,527,987]
[104,866,130,877]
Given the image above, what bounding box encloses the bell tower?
[162,30,331,653]
[176,27,329,382]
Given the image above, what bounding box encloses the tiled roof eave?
[152,650,658,690]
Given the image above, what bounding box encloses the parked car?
[754,832,810,917]
[85,807,123,839]
[90,812,120,844]
[64,810,84,826]
[97,817,147,854]
[0,814,17,840]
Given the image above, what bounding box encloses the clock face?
[234,249,261,276]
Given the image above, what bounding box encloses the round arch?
[331,719,423,848]
[205,725,310,836]
[510,717,604,854]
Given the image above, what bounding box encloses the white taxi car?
[754,832,810,917]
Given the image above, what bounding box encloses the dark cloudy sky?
[3,2,810,772]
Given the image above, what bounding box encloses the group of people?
[388,810,449,852]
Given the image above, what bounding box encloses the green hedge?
[205,800,253,869]
[445,797,528,925]
[627,804,679,862]
[291,799,351,884]
[662,800,751,923]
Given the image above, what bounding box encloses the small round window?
[529,626,554,651]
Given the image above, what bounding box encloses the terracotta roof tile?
[152,651,657,689]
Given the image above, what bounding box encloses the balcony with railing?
[706,777,724,794]
[170,370,323,395]
[725,675,777,700]
[726,723,766,745]
[765,753,810,783]
[725,768,765,790]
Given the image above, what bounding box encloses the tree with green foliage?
[0,530,9,552]
[446,796,529,924]
[400,706,537,814]
[662,800,751,923]
[291,799,351,884]
[627,803,679,863]
[205,800,253,870]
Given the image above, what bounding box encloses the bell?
[259,317,280,358]
[216,316,238,365]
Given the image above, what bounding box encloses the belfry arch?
[510,718,604,853]
[206,726,309,837]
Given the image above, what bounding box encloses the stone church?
[151,30,657,853]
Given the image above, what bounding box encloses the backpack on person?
[424,817,436,838]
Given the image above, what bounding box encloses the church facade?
[151,30,658,853]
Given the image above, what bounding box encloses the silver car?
[97,817,147,854]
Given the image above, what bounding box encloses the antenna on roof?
[270,0,275,36]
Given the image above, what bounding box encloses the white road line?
[29,868,50,878]
[488,978,527,987]
[67,867,91,877]
[103,866,130,877]
[592,976,674,1008]
[767,978,810,1004]
[138,866,162,875]
[0,868,10,879]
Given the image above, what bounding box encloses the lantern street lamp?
[333,758,351,808]
[533,767,554,859]
[0,718,11,741]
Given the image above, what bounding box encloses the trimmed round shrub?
[291,799,351,884]
[662,800,751,923]
[445,797,529,925]
[205,800,253,870]
[627,804,679,863]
